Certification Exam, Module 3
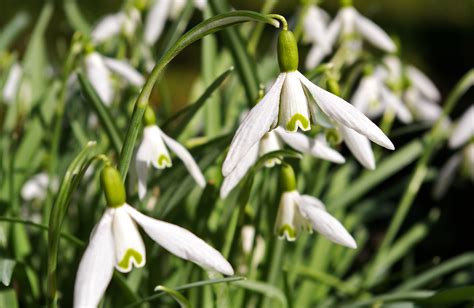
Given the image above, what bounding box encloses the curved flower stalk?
[275,164,356,248]
[2,62,22,104]
[303,5,332,69]
[306,0,396,68]
[136,107,206,199]
[84,51,145,106]
[352,66,412,124]
[144,0,207,46]
[91,7,141,44]
[21,173,58,201]
[74,165,233,308]
[222,29,394,178]
[220,127,345,198]
[434,106,474,198]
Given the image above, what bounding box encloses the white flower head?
[21,173,58,201]
[448,106,474,149]
[275,165,356,248]
[223,30,393,181]
[303,5,332,69]
[3,62,23,104]
[74,166,232,308]
[136,122,206,200]
[91,8,141,44]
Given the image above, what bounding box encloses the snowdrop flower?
[136,107,205,199]
[353,66,412,124]
[303,5,332,69]
[223,29,394,179]
[2,62,22,104]
[91,8,141,43]
[306,0,396,68]
[84,52,144,105]
[21,173,58,201]
[74,165,233,308]
[434,107,474,198]
[275,164,356,248]
[144,0,207,46]
[220,128,345,198]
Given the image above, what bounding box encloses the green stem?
[248,0,278,54]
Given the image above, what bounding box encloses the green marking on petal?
[118,248,143,270]
[286,113,310,132]
[278,224,296,241]
[157,154,171,168]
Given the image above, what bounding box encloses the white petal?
[305,45,329,69]
[144,0,172,45]
[159,128,206,188]
[279,72,311,132]
[169,0,186,19]
[339,124,375,170]
[299,194,326,210]
[112,206,146,273]
[136,138,152,200]
[3,63,22,104]
[126,205,234,275]
[297,71,395,150]
[354,13,396,52]
[297,196,357,248]
[102,57,145,87]
[84,52,113,106]
[74,210,115,308]
[433,153,462,199]
[141,125,172,169]
[449,106,474,149]
[194,0,207,10]
[325,11,342,48]
[222,73,285,176]
[275,128,345,164]
[406,66,440,102]
[351,76,378,114]
[274,191,305,241]
[259,131,282,167]
[91,13,125,43]
[21,173,50,201]
[380,86,413,124]
[220,143,259,199]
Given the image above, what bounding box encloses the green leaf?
[0,259,16,286]
[233,279,288,308]
[118,10,279,180]
[0,12,30,51]
[78,72,123,154]
[419,285,474,304]
[0,289,18,308]
[154,286,190,308]
[63,0,90,33]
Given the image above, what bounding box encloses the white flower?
[144,0,207,46]
[406,65,440,102]
[448,106,474,149]
[220,128,345,198]
[338,124,375,170]
[136,125,206,199]
[91,8,141,43]
[275,191,356,248]
[74,203,233,308]
[307,5,396,68]
[352,71,413,124]
[222,71,394,178]
[84,52,144,106]
[21,173,58,201]
[2,62,22,104]
[303,5,332,69]
[404,88,442,123]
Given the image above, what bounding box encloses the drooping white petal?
[74,209,115,308]
[144,0,172,45]
[339,7,357,36]
[194,0,207,11]
[220,143,259,199]
[297,71,395,150]
[406,66,440,102]
[122,8,141,39]
[259,131,282,168]
[354,13,396,52]
[159,128,206,188]
[126,205,234,275]
[297,195,357,248]
[383,56,402,83]
[305,45,329,69]
[449,106,474,149]
[279,72,311,132]
[91,13,126,43]
[112,206,146,273]
[303,6,330,44]
[325,12,342,48]
[274,191,305,241]
[433,153,462,199]
[84,52,113,105]
[222,73,285,176]
[339,124,375,170]
[136,131,155,200]
[3,63,22,104]
[102,57,145,87]
[380,86,413,124]
[169,0,187,19]
[351,76,379,114]
[413,98,442,123]
[141,125,172,169]
[275,128,345,164]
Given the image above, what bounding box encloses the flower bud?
[280,164,297,192]
[278,30,299,72]
[101,165,126,207]
[143,106,156,127]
